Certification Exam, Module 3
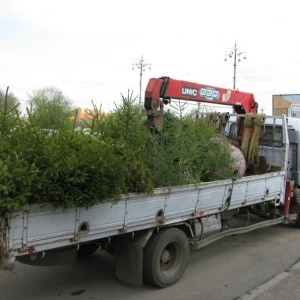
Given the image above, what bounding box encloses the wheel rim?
[160,241,180,276]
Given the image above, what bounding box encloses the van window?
[260,126,282,147]
[228,124,237,137]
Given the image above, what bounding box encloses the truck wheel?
[295,210,300,228]
[143,227,190,287]
[295,202,300,228]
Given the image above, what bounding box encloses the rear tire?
[295,214,300,228]
[143,227,190,287]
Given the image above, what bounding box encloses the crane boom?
[144,77,258,128]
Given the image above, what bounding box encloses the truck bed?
[0,170,285,270]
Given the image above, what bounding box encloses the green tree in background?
[0,88,19,112]
[28,87,75,130]
[0,87,21,134]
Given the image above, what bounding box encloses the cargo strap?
[241,113,253,158]
[224,177,238,211]
[248,113,265,166]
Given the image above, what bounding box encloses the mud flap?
[114,229,153,286]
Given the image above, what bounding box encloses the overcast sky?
[1,0,299,114]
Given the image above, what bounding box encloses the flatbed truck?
[1,77,300,288]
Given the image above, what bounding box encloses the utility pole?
[132,55,151,107]
[224,43,246,90]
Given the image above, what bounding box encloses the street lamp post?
[224,43,246,90]
[132,55,151,107]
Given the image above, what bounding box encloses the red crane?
[144,77,258,129]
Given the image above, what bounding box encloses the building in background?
[75,108,108,121]
[76,108,91,121]
[273,94,300,118]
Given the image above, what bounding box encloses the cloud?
[1,0,300,114]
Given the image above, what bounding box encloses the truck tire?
[295,200,300,228]
[143,227,190,287]
[295,215,300,228]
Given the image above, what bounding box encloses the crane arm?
[144,77,258,129]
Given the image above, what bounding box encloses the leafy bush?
[0,92,234,212]
[95,94,154,194]
[147,111,234,187]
